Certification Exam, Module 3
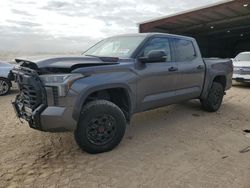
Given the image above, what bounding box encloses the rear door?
[172,38,205,100]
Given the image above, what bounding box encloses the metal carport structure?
[139,0,250,58]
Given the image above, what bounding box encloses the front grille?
[13,66,47,121]
[12,65,47,130]
[21,84,40,109]
[17,80,46,122]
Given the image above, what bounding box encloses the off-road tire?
[74,100,126,154]
[0,78,11,96]
[201,82,224,112]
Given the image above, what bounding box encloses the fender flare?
[72,83,134,122]
[201,73,226,99]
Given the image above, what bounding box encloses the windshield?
[84,36,145,58]
[235,53,250,61]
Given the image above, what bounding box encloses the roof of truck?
[112,33,195,40]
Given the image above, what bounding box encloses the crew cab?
[12,33,233,153]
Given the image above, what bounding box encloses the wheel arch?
[213,75,226,89]
[200,73,227,99]
[72,83,134,122]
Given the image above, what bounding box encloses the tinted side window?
[174,39,196,62]
[143,37,171,62]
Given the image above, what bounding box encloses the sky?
[0,0,223,53]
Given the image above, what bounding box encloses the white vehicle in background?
[232,52,250,83]
[0,61,14,95]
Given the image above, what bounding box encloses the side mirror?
[139,50,167,63]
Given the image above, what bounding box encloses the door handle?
[168,67,178,72]
[197,65,204,70]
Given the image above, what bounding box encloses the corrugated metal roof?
[138,0,234,25]
[139,0,250,39]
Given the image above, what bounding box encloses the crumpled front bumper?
[39,106,77,132]
[13,100,77,132]
[12,100,46,130]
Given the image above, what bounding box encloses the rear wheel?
[201,82,224,112]
[74,100,126,154]
[0,78,11,96]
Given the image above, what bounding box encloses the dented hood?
[15,55,119,70]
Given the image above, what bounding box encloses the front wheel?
[74,100,126,154]
[200,82,224,112]
[0,78,11,96]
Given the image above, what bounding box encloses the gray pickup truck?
[12,33,233,153]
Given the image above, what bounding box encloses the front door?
[136,37,178,111]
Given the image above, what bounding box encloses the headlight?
[39,74,83,96]
[40,74,81,84]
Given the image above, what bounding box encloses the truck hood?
[15,55,120,72]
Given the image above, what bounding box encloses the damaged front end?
[12,66,47,130]
[11,55,119,132]
[12,60,82,132]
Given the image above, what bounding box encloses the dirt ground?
[0,83,250,188]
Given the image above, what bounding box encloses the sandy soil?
[0,83,250,188]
